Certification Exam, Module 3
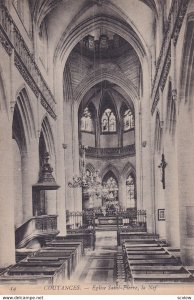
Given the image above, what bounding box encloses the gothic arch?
[85,163,95,174]
[179,13,194,106]
[121,162,136,179]
[100,164,120,182]
[40,115,56,157]
[54,14,149,67]
[13,88,36,148]
[74,70,139,111]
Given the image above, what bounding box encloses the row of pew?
[0,237,84,285]
[123,236,194,284]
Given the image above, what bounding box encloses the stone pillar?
[64,102,75,212]
[177,101,194,265]
[0,114,15,267]
[141,59,154,233]
[22,138,39,222]
[119,177,126,209]
[72,102,82,212]
[164,134,180,247]
[135,100,143,210]
[54,67,66,236]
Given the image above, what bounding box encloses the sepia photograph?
[0,0,194,297]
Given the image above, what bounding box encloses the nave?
[1,1,194,292]
[0,227,194,286]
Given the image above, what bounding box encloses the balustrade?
[0,4,56,119]
[151,0,189,114]
[15,215,58,248]
[85,144,135,158]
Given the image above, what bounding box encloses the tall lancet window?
[101,108,116,132]
[126,174,136,208]
[123,109,134,131]
[80,107,93,132]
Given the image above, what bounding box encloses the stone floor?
[72,230,118,283]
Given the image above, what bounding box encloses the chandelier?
[68,145,102,195]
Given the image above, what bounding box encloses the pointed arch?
[15,87,36,140]
[122,161,136,179]
[100,164,120,182]
[12,87,36,151]
[179,13,194,106]
[99,89,118,133]
[85,163,95,174]
[40,115,56,157]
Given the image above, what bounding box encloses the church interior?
[0,0,194,287]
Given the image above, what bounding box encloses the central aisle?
[73,230,118,283]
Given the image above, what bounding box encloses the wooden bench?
[133,273,193,282]
[125,247,164,251]
[18,261,64,267]
[131,266,186,274]
[60,232,95,250]
[128,258,180,265]
[0,274,53,285]
[127,254,171,260]
[28,255,72,278]
[126,250,167,255]
[124,243,160,247]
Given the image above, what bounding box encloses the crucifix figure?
[158,153,167,189]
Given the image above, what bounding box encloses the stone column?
[140,58,154,233]
[72,102,82,212]
[54,66,66,236]
[119,177,126,209]
[22,138,39,222]
[164,134,180,247]
[0,114,15,267]
[135,100,143,210]
[177,100,194,265]
[64,101,75,212]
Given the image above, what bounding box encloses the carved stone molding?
[0,28,12,55]
[14,53,39,97]
[85,144,136,159]
[151,0,189,115]
[173,0,190,46]
[0,4,57,119]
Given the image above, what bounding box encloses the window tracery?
[126,175,136,208]
[101,108,116,132]
[123,109,134,131]
[80,107,93,132]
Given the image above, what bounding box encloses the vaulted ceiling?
[31,0,160,61]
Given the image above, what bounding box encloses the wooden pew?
[131,265,186,274]
[133,273,193,283]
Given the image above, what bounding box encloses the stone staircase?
[0,238,84,284]
[123,238,194,284]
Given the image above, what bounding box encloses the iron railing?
[66,209,146,229]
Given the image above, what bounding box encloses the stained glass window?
[81,107,93,132]
[123,109,134,131]
[126,175,136,208]
[101,108,116,132]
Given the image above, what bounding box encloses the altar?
[98,216,122,225]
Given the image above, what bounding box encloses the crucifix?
[158,153,167,189]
